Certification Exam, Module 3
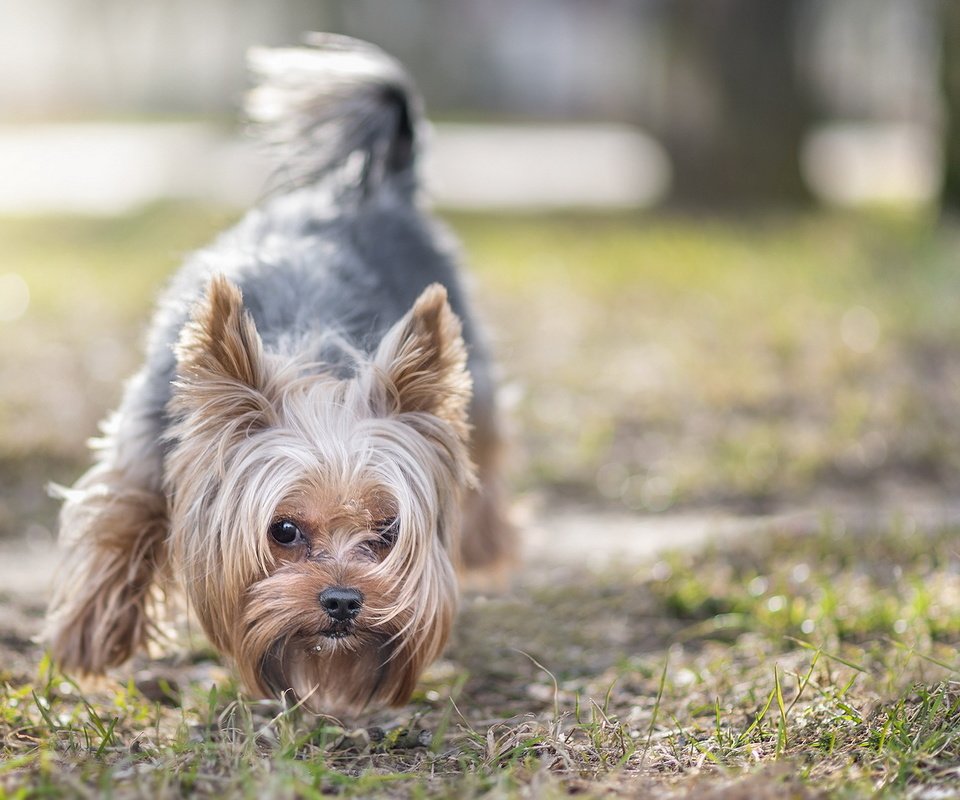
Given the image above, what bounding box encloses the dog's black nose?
[318,587,363,621]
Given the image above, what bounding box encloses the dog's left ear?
[373,284,472,438]
[171,275,275,424]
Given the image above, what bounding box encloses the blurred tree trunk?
[941,0,960,211]
[659,0,813,209]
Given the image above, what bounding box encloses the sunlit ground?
[451,211,960,514]
[3,205,958,534]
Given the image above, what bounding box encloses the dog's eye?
[376,517,399,547]
[269,519,303,546]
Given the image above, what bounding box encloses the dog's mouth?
[313,623,358,649]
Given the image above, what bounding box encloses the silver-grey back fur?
[126,34,492,482]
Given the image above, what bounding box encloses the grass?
[1,205,960,796]
[1,523,959,797]
[448,211,960,512]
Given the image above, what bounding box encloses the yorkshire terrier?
[44,34,512,714]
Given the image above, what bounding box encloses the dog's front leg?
[45,372,170,676]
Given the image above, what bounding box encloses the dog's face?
[164,277,473,713]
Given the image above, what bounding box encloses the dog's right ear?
[175,275,265,388]
[171,275,276,424]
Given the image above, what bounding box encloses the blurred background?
[1,0,959,568]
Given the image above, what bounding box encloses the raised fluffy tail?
[246,33,421,198]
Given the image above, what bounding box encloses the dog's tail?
[246,33,422,200]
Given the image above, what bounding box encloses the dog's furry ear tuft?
[374,284,472,438]
[175,275,265,388]
[170,275,277,431]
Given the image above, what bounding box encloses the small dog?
[44,34,511,714]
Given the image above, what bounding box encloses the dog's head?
[165,276,473,713]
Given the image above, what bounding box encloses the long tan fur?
[45,432,170,674]
[161,276,472,713]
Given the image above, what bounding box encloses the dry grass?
[2,523,959,797]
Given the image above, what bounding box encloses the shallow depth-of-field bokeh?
[3,207,959,530]
[4,1,960,795]
[1,207,959,797]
